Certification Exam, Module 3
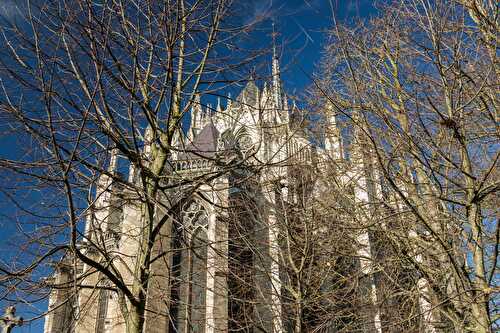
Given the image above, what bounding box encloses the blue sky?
[0,0,378,93]
[243,0,378,93]
[0,1,378,331]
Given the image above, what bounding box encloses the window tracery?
[181,201,209,232]
[174,200,209,333]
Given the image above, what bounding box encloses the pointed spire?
[144,124,153,141]
[282,94,290,125]
[241,93,247,108]
[189,94,203,140]
[95,146,119,191]
[170,127,182,160]
[324,102,343,159]
[193,93,202,116]
[89,145,119,239]
[227,92,232,110]
[288,100,298,129]
[260,82,269,113]
[108,147,119,173]
[128,163,136,183]
[216,97,222,113]
[144,124,154,157]
[271,21,283,111]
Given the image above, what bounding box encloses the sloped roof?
[178,122,219,160]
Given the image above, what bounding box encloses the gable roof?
[178,122,220,160]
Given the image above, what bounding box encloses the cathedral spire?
[271,21,283,111]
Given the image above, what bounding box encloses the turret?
[128,124,154,184]
[84,147,120,239]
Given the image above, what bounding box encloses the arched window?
[95,281,112,333]
[173,201,209,333]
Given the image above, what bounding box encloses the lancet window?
[172,200,209,333]
[95,280,112,333]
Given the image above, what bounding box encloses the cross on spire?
[0,307,23,333]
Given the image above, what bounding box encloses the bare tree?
[1,1,497,332]
[313,0,499,332]
[0,1,268,332]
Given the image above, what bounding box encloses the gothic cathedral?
[43,51,429,333]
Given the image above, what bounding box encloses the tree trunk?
[126,306,145,333]
[468,203,491,333]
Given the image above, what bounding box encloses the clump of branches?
[311,0,498,332]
